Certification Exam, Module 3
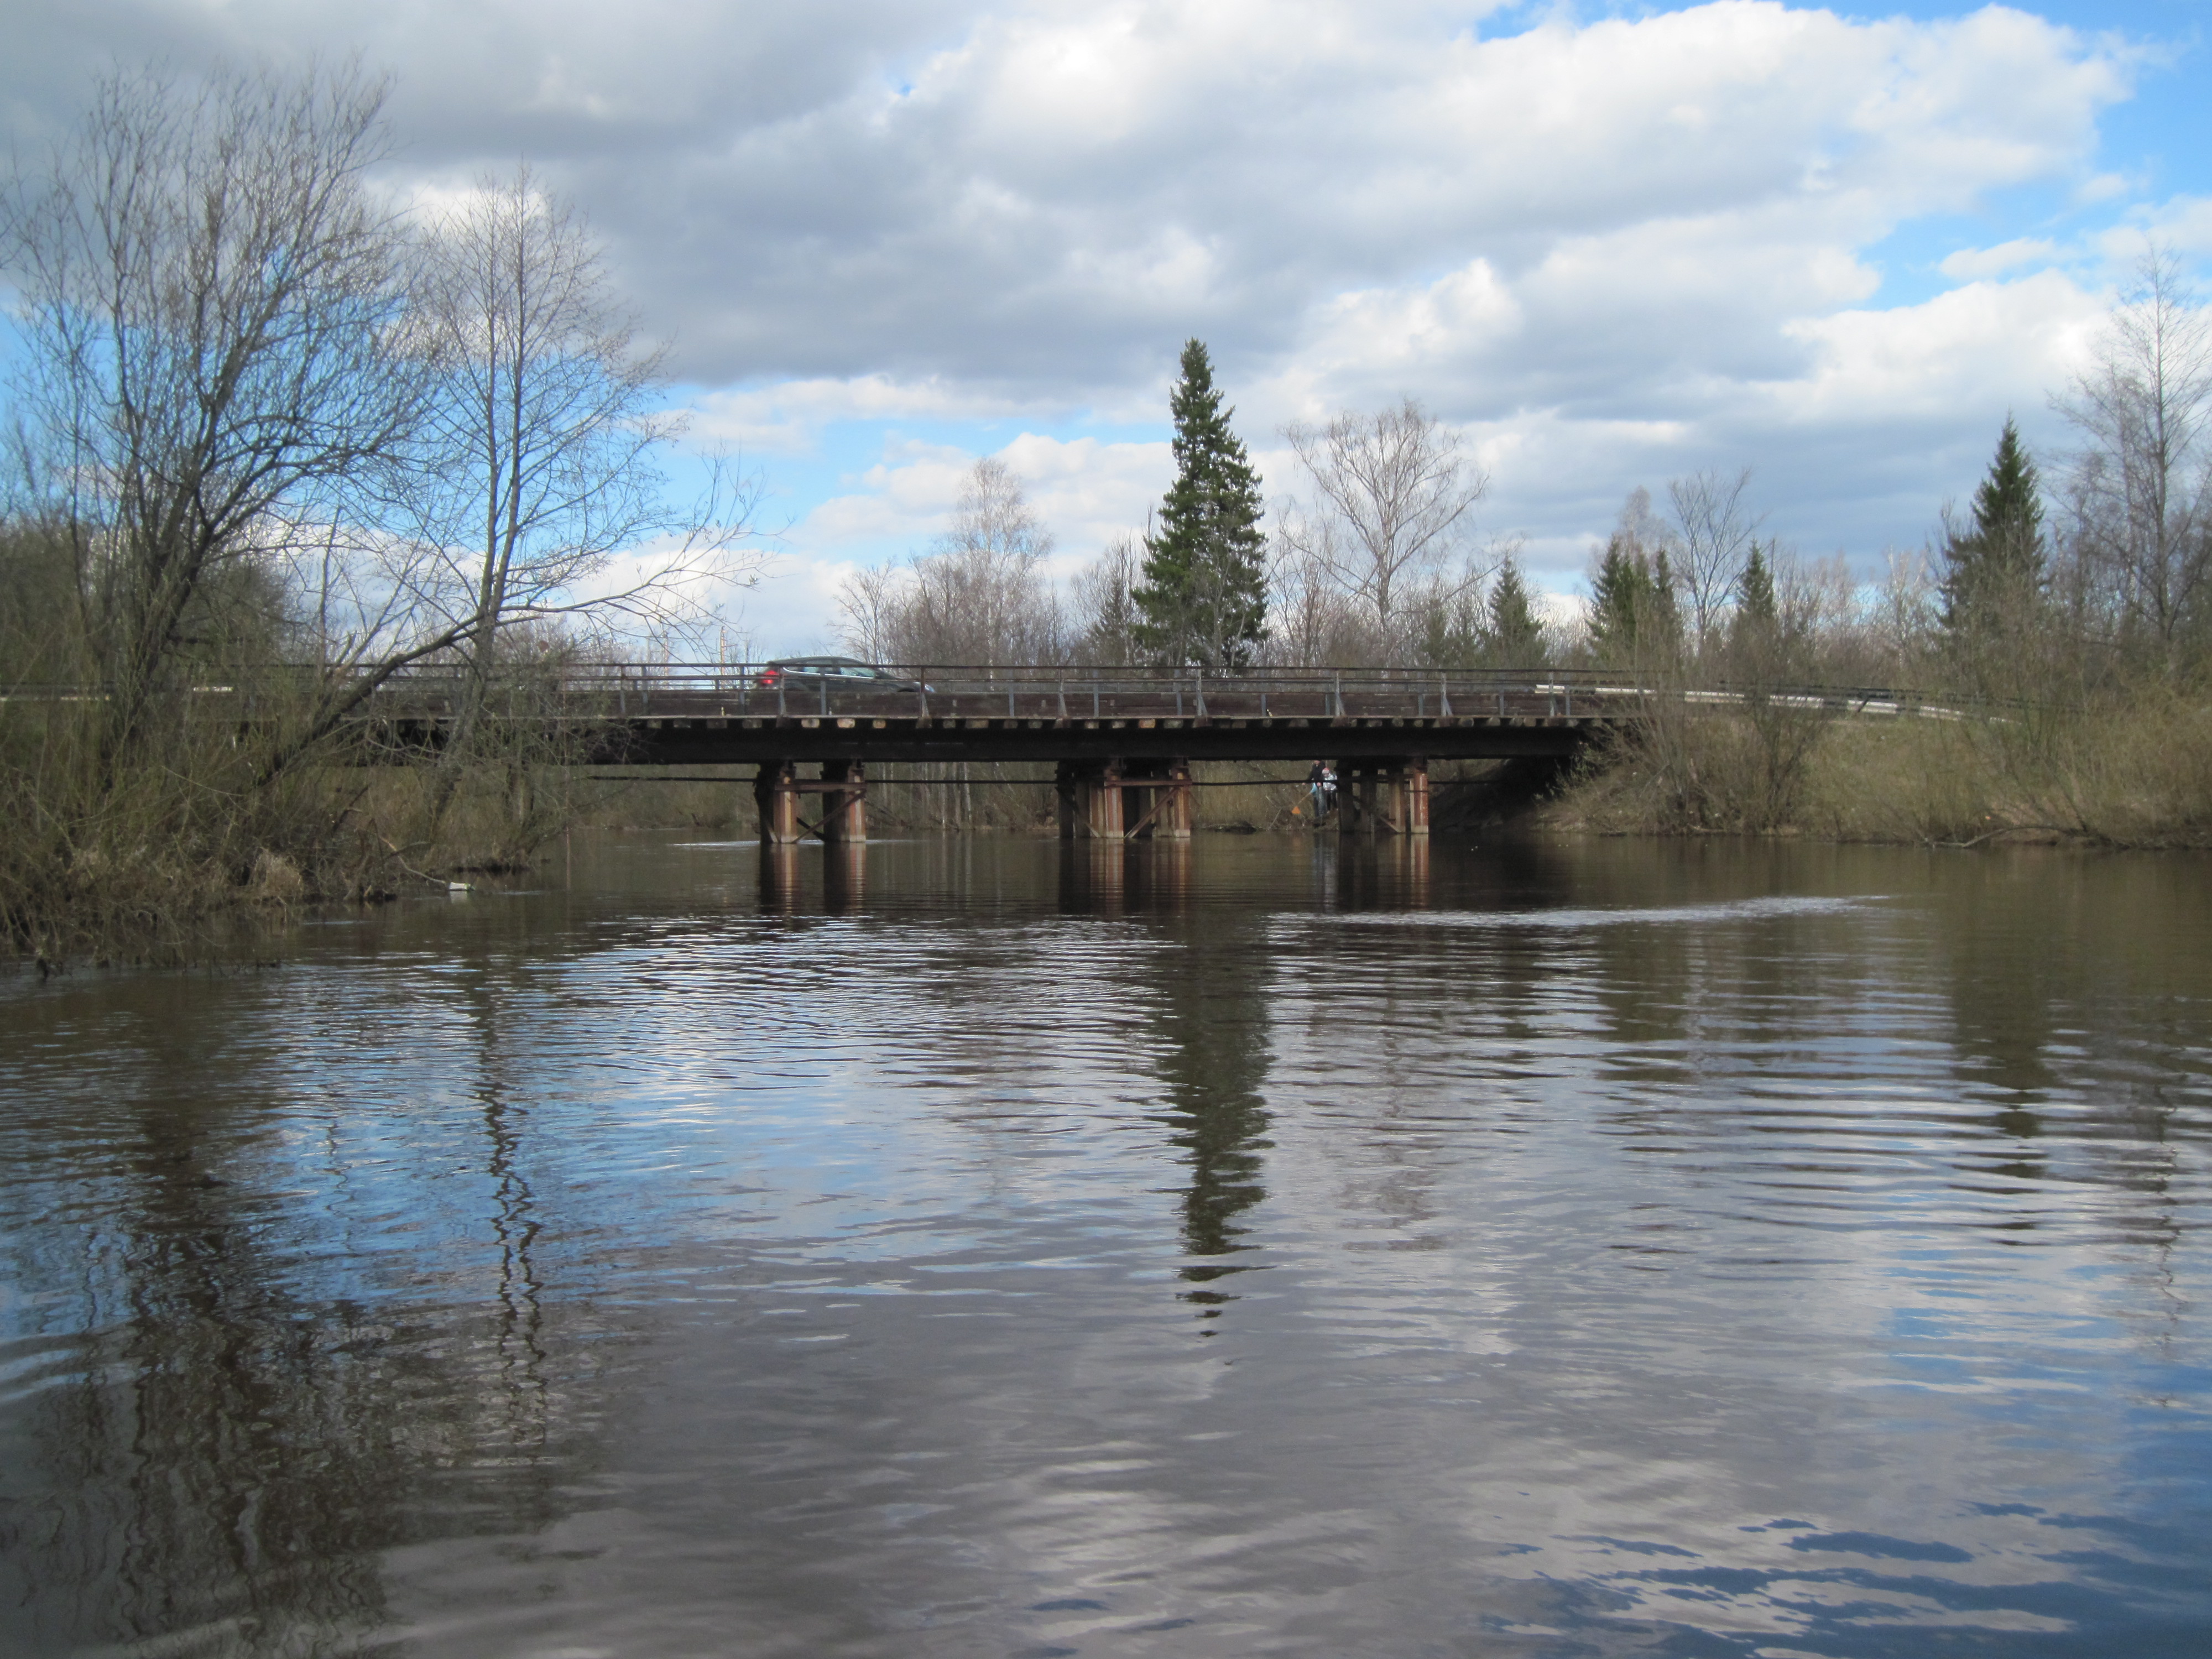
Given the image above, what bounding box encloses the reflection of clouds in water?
[1298,894,1886,930]
[7,838,2208,1656]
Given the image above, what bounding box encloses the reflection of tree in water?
[1941,873,2059,1103]
[1144,911,1275,1326]
[0,977,611,1657]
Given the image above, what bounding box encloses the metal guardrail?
[1,664,1969,723]
[363,662,1623,723]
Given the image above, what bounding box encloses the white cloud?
[1937,237,2059,280]
[688,375,1048,456]
[1773,269,2104,424]
[1,0,2191,634]
[789,431,1171,561]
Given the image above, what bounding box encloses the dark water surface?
[4,833,2210,1658]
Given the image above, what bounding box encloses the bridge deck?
[580,709,1612,766]
[367,665,1632,766]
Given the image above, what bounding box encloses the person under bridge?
[1307,760,1338,822]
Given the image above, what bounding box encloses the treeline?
[841,259,2212,845]
[6,61,2206,959]
[842,342,1552,674]
[0,63,753,958]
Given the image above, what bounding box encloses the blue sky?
[4,0,2207,651]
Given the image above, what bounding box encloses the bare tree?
[1071,534,1142,665]
[400,165,755,792]
[1667,467,1762,653]
[2055,244,2212,669]
[3,61,426,774]
[1280,398,1488,646]
[837,458,1063,669]
[1873,546,1939,681]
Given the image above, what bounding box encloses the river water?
[3,832,2209,1658]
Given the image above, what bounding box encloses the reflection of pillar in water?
[1057,838,1126,916]
[823,839,867,913]
[1400,832,1430,906]
[1130,838,1192,912]
[757,841,802,911]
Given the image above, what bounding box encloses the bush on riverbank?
[1547,685,2212,848]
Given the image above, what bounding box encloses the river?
[3,832,2209,1657]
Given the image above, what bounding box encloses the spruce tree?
[1650,549,1682,644]
[1133,340,1269,669]
[1587,535,1681,664]
[1484,556,1547,664]
[1587,536,1648,661]
[1737,542,1777,633]
[1940,418,2044,637]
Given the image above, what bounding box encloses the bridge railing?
[4,663,1970,726]
[359,662,1641,723]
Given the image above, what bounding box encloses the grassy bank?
[1545,690,2212,848]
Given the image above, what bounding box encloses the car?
[754,656,928,697]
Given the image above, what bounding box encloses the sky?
[2,0,2207,654]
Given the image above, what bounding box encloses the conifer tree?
[1588,535,1679,662]
[1940,418,2044,637]
[1587,536,1648,661]
[1133,340,1269,669]
[1737,542,1777,633]
[1484,556,1547,664]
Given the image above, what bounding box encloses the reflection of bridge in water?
[377,663,1639,844]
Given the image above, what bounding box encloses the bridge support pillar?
[754,759,801,844]
[1152,760,1194,839]
[820,759,868,843]
[1057,758,1192,839]
[1339,757,1428,835]
[1057,760,1126,839]
[1123,757,1191,840]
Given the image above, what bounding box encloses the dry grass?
[1550,690,2212,848]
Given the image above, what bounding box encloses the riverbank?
[1540,693,2212,849]
[14,698,2209,967]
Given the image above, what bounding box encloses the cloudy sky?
[4,0,2207,651]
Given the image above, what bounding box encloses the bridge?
[364,662,1648,843]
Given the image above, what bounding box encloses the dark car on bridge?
[755,656,927,696]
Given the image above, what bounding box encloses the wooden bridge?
[364,663,1647,843]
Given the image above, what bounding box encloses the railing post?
[1057,679,1068,721]
[1196,668,1207,719]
